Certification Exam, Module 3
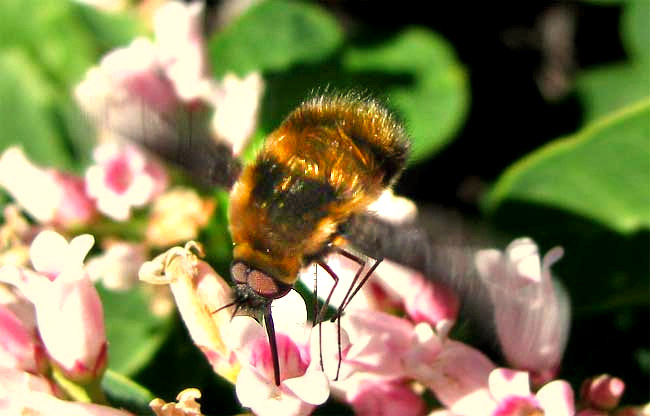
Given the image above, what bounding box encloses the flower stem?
[52,367,108,404]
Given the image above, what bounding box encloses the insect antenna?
[263,307,281,386]
[212,300,237,315]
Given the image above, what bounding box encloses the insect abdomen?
[284,93,410,187]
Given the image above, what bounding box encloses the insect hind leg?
[314,248,383,381]
[333,247,383,318]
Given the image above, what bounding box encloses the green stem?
[52,367,108,405]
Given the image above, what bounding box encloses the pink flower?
[212,73,265,156]
[0,230,107,381]
[230,292,329,416]
[580,374,625,411]
[327,310,417,381]
[86,240,147,291]
[139,243,329,416]
[346,379,425,416]
[85,141,168,221]
[372,260,459,337]
[0,368,133,416]
[475,237,570,384]
[300,252,458,337]
[153,1,212,103]
[139,243,239,382]
[0,303,47,374]
[404,324,497,416]
[75,1,263,161]
[488,368,575,416]
[0,147,96,227]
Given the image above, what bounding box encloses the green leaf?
[576,62,650,121]
[485,99,650,234]
[98,284,173,376]
[102,369,154,415]
[342,27,469,163]
[209,0,343,77]
[622,0,650,62]
[0,50,72,168]
[70,2,146,53]
[0,0,96,88]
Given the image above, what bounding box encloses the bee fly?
[226,93,409,384]
[104,91,414,386]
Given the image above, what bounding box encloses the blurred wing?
[344,207,497,331]
[84,100,241,190]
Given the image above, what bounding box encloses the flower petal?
[283,370,330,405]
[536,379,575,416]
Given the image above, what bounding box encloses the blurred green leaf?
[577,0,650,121]
[71,2,146,53]
[0,0,96,88]
[0,51,72,168]
[209,0,343,77]
[102,369,154,416]
[343,27,469,163]
[485,99,650,234]
[576,63,649,121]
[622,0,649,62]
[98,284,173,376]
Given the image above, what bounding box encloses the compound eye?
[248,269,280,297]
[231,262,249,284]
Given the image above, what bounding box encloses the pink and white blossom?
[0,303,47,374]
[475,237,570,384]
[405,324,497,416]
[229,291,329,416]
[75,1,263,159]
[488,368,575,416]
[212,72,264,156]
[0,147,96,227]
[86,240,148,290]
[344,378,425,416]
[139,244,239,382]
[85,141,168,221]
[0,368,132,416]
[300,253,459,338]
[0,230,107,381]
[139,243,329,416]
[579,374,625,411]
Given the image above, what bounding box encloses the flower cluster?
[0,1,646,415]
[140,235,644,416]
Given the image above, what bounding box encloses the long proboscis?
[263,307,281,386]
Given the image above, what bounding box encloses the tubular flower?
[139,242,329,416]
[0,147,96,227]
[0,230,107,382]
[579,374,625,411]
[0,368,133,416]
[475,237,570,384]
[0,302,47,374]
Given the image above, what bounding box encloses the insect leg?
[333,248,384,314]
[314,259,347,380]
[314,260,340,323]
